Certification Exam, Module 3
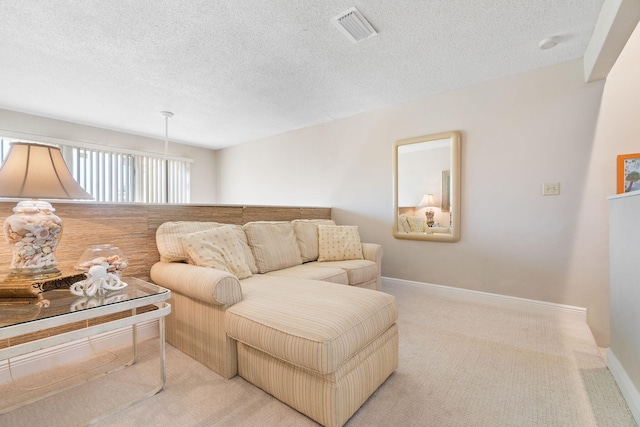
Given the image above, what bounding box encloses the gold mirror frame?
[393,131,461,242]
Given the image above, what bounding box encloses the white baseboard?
[0,320,159,383]
[607,349,640,424]
[381,277,587,323]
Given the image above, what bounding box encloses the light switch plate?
[543,182,560,196]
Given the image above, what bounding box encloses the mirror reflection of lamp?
[417,194,437,227]
[0,142,93,279]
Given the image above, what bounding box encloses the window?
[0,137,191,203]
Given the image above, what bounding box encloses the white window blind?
[67,146,136,202]
[167,158,191,204]
[133,156,191,204]
[0,137,191,203]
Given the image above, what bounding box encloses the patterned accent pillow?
[291,219,336,262]
[406,216,426,233]
[317,225,364,262]
[156,221,258,273]
[243,222,303,273]
[180,225,253,279]
[156,221,223,262]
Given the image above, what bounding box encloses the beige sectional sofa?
[397,213,451,234]
[150,219,398,427]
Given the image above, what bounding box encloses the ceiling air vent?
[331,7,377,43]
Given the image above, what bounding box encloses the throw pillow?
[406,216,426,233]
[243,222,303,273]
[317,225,364,262]
[291,219,336,262]
[180,225,253,279]
[156,221,258,273]
[156,221,223,262]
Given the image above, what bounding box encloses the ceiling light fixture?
[331,7,377,43]
[539,36,560,50]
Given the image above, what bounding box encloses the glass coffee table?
[0,277,171,424]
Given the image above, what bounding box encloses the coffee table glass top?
[0,277,168,329]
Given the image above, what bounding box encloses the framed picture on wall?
[617,153,640,194]
[441,170,451,212]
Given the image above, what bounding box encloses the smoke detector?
[331,7,377,43]
[539,36,560,50]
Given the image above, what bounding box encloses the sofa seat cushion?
[225,276,397,375]
[308,259,378,286]
[264,264,348,285]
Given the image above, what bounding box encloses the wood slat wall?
[0,202,331,281]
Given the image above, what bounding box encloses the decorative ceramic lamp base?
[425,209,435,227]
[3,200,62,280]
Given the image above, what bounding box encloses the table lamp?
[0,142,93,279]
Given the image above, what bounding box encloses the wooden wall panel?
[242,206,330,223]
[0,202,331,281]
[147,205,244,229]
[55,204,150,279]
[300,207,331,220]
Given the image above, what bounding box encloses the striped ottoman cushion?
[226,276,397,374]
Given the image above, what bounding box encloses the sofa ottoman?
[225,276,399,427]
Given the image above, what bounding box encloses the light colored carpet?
[0,280,635,426]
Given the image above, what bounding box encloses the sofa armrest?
[362,243,383,284]
[150,262,242,306]
[362,243,383,264]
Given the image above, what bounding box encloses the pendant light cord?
[161,111,173,203]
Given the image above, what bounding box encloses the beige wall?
[0,108,217,203]
[215,58,618,345]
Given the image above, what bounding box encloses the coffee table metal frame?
[0,277,171,423]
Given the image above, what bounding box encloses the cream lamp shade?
[0,142,92,199]
[417,194,436,208]
[0,142,93,279]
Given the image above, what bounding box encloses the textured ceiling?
[0,1,605,149]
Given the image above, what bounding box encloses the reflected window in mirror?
[393,131,461,242]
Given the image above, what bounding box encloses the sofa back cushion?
[397,214,411,233]
[318,225,364,262]
[156,221,258,273]
[180,225,253,279]
[243,221,303,273]
[291,219,336,262]
[229,225,260,273]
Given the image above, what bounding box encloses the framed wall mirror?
[393,131,461,242]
